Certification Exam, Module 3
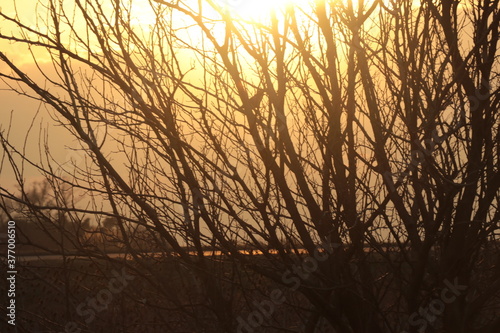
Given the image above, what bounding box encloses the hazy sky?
[0,65,68,190]
[0,0,280,190]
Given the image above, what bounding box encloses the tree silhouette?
[0,0,499,332]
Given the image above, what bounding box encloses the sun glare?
[213,0,300,21]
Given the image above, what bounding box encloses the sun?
[212,0,300,21]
